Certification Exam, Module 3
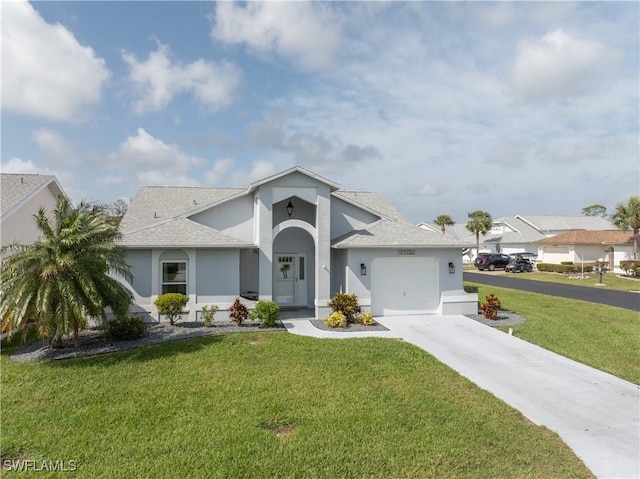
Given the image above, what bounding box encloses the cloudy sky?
[2,1,638,224]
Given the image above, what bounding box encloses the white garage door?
[371,257,439,316]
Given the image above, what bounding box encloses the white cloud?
[1,0,109,121]
[230,160,277,185]
[108,128,203,186]
[212,2,340,70]
[31,128,77,166]
[1,157,42,174]
[204,158,234,185]
[511,29,608,100]
[123,42,240,114]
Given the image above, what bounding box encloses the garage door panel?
[371,257,439,316]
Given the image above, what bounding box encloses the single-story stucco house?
[119,167,477,321]
[534,230,635,274]
[1,173,67,249]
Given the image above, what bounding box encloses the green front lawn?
[469,283,640,384]
[1,332,593,478]
[500,271,640,292]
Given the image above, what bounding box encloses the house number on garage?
[398,250,415,256]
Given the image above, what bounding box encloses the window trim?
[161,260,188,295]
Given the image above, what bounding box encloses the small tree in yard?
[611,196,640,259]
[434,214,455,234]
[466,210,492,259]
[154,293,188,325]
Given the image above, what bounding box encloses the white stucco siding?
[343,248,464,315]
[189,195,254,242]
[1,186,58,247]
[196,249,240,303]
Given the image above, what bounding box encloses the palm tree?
[465,210,492,259]
[611,195,640,259]
[434,214,455,234]
[0,196,133,348]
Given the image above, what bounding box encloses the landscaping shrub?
[463,285,479,294]
[357,311,375,326]
[229,297,249,326]
[249,300,280,327]
[104,316,146,340]
[560,261,574,265]
[201,305,219,327]
[328,293,361,322]
[154,293,188,325]
[537,263,594,274]
[481,293,501,320]
[324,312,347,328]
[620,260,640,277]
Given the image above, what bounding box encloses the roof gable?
[247,166,340,192]
[517,215,614,232]
[1,173,65,220]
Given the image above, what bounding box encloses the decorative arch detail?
[272,219,317,242]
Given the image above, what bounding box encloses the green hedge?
[537,263,594,274]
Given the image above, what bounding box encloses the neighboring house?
[534,230,634,273]
[120,167,476,321]
[419,215,614,263]
[1,174,67,249]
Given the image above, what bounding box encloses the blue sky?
[2,1,638,224]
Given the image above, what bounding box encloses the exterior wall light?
[360,263,367,276]
[287,200,294,218]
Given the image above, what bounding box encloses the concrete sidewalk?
[283,315,640,479]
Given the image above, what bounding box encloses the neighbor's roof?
[517,215,614,232]
[535,230,634,245]
[484,216,546,245]
[332,220,473,249]
[1,173,66,220]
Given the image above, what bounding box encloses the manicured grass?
[1,332,593,478]
[499,271,640,292]
[470,283,640,384]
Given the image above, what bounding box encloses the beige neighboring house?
[1,174,67,249]
[534,230,634,274]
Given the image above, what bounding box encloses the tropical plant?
[611,196,640,259]
[356,311,375,326]
[0,195,133,348]
[328,293,361,322]
[323,311,347,328]
[581,204,607,217]
[248,300,280,327]
[201,304,219,327]
[481,294,502,320]
[434,214,455,234]
[154,293,188,325]
[465,210,492,259]
[229,297,249,326]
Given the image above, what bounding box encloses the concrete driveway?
[284,315,640,479]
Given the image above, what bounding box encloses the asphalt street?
[464,271,640,311]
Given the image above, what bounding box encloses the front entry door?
[274,254,307,307]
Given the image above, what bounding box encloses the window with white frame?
[162,261,187,295]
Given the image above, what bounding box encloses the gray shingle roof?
[484,216,546,244]
[121,218,253,248]
[517,215,614,232]
[1,174,57,218]
[121,169,461,249]
[333,220,473,248]
[333,191,409,223]
[120,186,244,234]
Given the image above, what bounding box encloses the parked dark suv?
[475,253,511,271]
